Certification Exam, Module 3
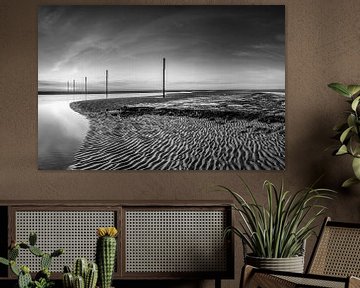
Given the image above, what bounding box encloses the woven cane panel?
[310,226,360,277]
[125,210,227,273]
[277,275,345,288]
[15,211,115,272]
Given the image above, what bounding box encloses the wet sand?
[69,91,285,170]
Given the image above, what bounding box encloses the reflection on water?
[38,96,89,170]
[38,92,176,170]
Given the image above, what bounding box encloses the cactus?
[18,266,32,288]
[18,270,32,288]
[85,263,98,288]
[51,248,64,258]
[74,275,85,288]
[35,268,51,282]
[9,246,19,260]
[64,265,72,273]
[0,233,64,288]
[74,258,88,279]
[29,232,37,246]
[63,272,74,288]
[29,245,44,257]
[19,243,29,249]
[63,260,98,288]
[41,253,52,270]
[10,260,20,276]
[96,227,118,288]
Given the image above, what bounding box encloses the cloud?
[38,6,285,90]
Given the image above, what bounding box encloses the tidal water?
[38,97,89,170]
[38,92,183,169]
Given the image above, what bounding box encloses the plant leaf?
[352,157,360,179]
[0,257,9,266]
[222,179,335,258]
[349,135,360,157]
[347,114,356,128]
[351,96,360,111]
[340,126,353,143]
[336,145,348,155]
[347,85,360,97]
[328,83,350,97]
[342,177,360,188]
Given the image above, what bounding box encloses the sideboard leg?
[215,278,221,288]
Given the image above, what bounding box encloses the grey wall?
[1,0,360,287]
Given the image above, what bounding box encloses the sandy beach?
[69,91,285,170]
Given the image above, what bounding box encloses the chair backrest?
[307,217,360,277]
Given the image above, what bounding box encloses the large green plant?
[222,180,334,258]
[0,232,63,288]
[328,83,360,187]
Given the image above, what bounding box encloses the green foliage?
[85,262,98,288]
[40,254,52,270]
[9,247,19,260]
[63,259,98,288]
[29,246,44,257]
[221,179,335,258]
[29,233,37,246]
[18,270,32,288]
[0,232,63,288]
[329,82,360,187]
[0,257,9,266]
[32,278,54,288]
[96,236,117,288]
[63,272,74,288]
[74,275,85,288]
[10,260,21,276]
[74,258,88,279]
[35,268,50,282]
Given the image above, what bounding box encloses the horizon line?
[38,88,286,95]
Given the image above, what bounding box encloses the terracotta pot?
[245,254,305,273]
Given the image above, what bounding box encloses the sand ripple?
[69,115,285,170]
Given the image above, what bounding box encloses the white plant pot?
[245,254,305,273]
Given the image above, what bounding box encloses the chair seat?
[277,274,346,288]
[243,266,360,288]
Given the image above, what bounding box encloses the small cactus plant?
[74,258,88,280]
[62,259,98,288]
[85,262,98,288]
[96,227,118,288]
[73,275,85,288]
[0,232,63,288]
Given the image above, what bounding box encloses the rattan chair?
[241,217,360,288]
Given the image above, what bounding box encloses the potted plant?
[221,179,334,273]
[0,232,63,288]
[96,227,118,288]
[62,258,98,288]
[328,83,360,187]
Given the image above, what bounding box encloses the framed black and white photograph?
[38,5,285,170]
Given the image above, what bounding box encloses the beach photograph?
[38,5,285,170]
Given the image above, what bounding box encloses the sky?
[38,5,285,92]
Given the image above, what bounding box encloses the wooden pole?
[106,70,108,99]
[85,76,87,100]
[162,58,166,98]
[67,81,69,93]
[73,80,75,94]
